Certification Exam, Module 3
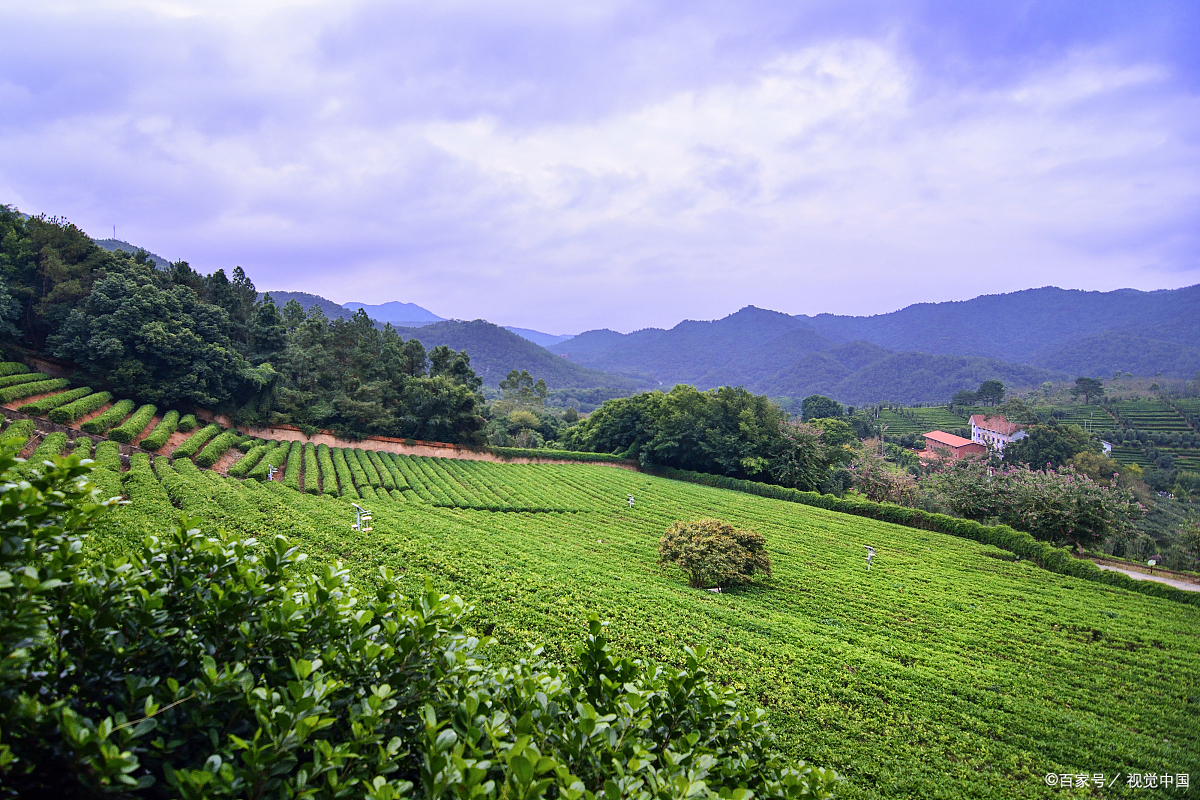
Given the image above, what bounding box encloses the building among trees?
[969,414,1028,452]
[921,430,986,462]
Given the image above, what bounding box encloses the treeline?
[0,208,486,442]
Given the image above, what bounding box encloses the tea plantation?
[6,411,1197,800]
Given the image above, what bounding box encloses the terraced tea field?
[1113,401,1194,435]
[876,407,968,436]
[1051,406,1119,433]
[5,415,1197,800]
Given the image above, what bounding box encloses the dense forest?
[0,209,487,442]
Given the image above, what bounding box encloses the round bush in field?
[659,518,772,589]
[48,391,112,424]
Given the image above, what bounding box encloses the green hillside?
[10,416,1194,800]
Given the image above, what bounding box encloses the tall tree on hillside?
[976,380,1006,406]
[1070,376,1105,405]
[498,369,548,409]
[1002,421,1100,469]
[801,394,842,420]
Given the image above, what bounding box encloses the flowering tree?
[924,458,1144,551]
[848,450,918,505]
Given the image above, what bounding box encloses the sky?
[2,0,1198,334]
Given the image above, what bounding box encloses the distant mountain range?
[343,300,444,327]
[561,285,1200,404]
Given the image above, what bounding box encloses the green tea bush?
[367,449,397,490]
[0,372,47,389]
[48,391,112,424]
[653,466,1200,607]
[659,518,773,589]
[1,419,36,449]
[282,440,302,489]
[0,361,30,376]
[107,403,158,444]
[0,378,70,404]
[176,413,198,433]
[236,435,260,452]
[317,443,338,496]
[18,386,92,415]
[227,442,271,478]
[14,432,69,477]
[331,447,359,498]
[0,446,838,798]
[302,443,320,494]
[170,423,220,459]
[353,448,383,487]
[138,410,180,452]
[248,439,289,481]
[92,440,121,471]
[67,438,94,459]
[195,429,243,468]
[80,399,135,435]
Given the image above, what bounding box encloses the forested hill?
[259,290,355,320]
[394,319,642,393]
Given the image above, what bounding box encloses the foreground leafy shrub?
[138,410,180,451]
[108,403,158,443]
[176,413,198,433]
[0,449,839,799]
[194,428,242,468]
[170,423,220,459]
[48,391,112,424]
[80,398,136,434]
[660,518,773,589]
[18,386,92,415]
[0,377,70,404]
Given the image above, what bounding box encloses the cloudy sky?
[2,1,1198,333]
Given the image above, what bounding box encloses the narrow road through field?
[1095,564,1200,592]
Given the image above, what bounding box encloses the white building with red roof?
[970,414,1028,452]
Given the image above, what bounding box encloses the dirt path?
[1095,564,1200,592]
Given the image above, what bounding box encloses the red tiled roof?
[969,414,1025,435]
[923,430,974,448]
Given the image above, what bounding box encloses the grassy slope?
[85,455,1199,800]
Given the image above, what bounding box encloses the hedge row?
[171,423,221,459]
[49,391,113,424]
[18,386,92,415]
[92,440,121,471]
[248,440,289,481]
[227,442,272,478]
[344,448,372,491]
[0,372,49,389]
[236,435,260,452]
[0,378,71,404]
[317,444,338,496]
[0,361,30,377]
[177,414,198,433]
[651,466,1200,607]
[108,404,158,443]
[281,441,303,490]
[1,419,37,448]
[302,443,320,495]
[68,437,94,459]
[139,410,180,452]
[366,450,396,490]
[80,399,135,434]
[330,448,358,498]
[15,432,69,477]
[488,445,632,464]
[196,429,244,468]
